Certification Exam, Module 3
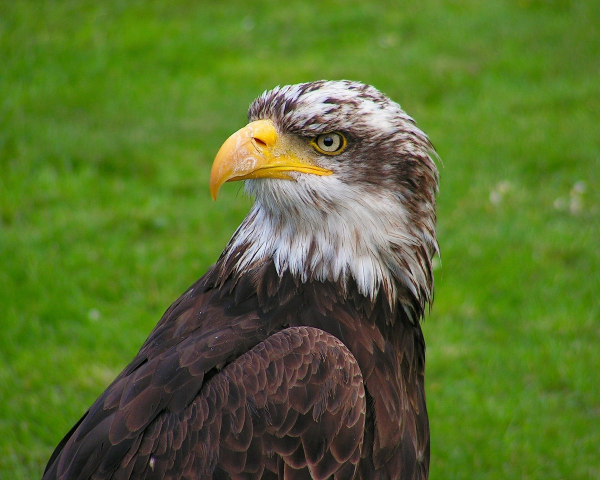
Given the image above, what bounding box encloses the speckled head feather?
[222,80,439,320]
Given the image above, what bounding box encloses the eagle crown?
[221,80,439,319]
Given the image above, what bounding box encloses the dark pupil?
[323,136,334,147]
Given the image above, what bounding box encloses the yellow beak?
[209,119,333,200]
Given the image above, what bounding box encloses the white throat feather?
[219,173,437,317]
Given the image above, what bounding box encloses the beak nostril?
[253,137,267,147]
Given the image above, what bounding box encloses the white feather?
[223,173,426,303]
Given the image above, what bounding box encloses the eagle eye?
[311,132,346,155]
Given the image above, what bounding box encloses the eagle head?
[210,80,439,319]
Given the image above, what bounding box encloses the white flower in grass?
[489,181,512,205]
[554,181,586,215]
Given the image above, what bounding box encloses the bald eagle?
[43,80,439,480]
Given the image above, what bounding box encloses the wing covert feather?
[46,327,365,479]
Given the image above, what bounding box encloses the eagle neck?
[217,196,434,322]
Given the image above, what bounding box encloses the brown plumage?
[43,80,439,480]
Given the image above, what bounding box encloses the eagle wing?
[43,276,366,480]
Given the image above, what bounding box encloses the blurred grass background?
[1,0,599,478]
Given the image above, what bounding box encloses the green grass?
[1,0,599,478]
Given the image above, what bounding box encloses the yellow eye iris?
[311,132,347,155]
